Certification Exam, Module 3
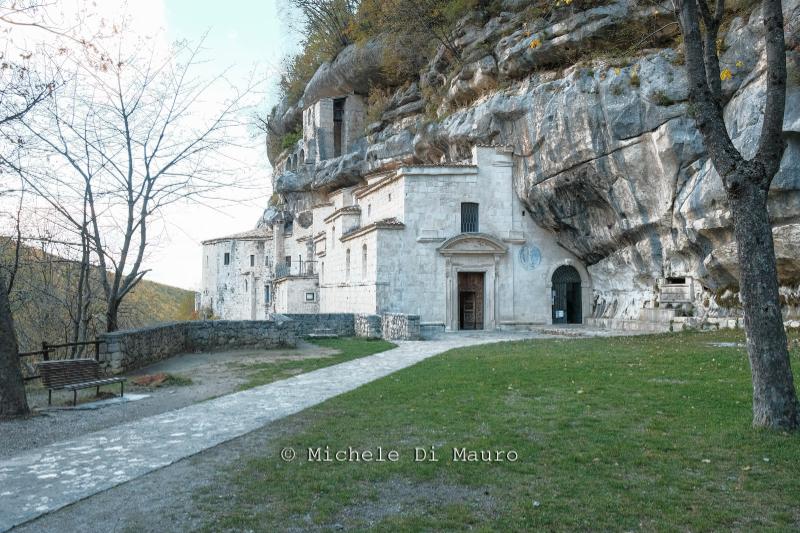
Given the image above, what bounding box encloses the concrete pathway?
[0,331,543,531]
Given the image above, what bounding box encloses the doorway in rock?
[551,265,582,324]
[333,98,345,157]
[458,272,484,330]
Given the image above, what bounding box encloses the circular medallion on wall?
[518,244,542,271]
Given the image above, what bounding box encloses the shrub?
[651,90,675,106]
[281,131,302,151]
[365,86,392,125]
[629,67,640,87]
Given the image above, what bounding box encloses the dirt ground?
[0,340,336,459]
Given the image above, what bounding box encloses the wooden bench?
[38,359,126,406]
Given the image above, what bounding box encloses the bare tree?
[676,0,798,430]
[0,0,58,418]
[0,272,28,417]
[19,33,259,332]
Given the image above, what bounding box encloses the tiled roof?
[201,227,273,245]
[375,217,404,227]
[341,218,405,241]
[323,205,361,223]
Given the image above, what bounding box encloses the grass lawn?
[235,337,397,390]
[198,330,800,531]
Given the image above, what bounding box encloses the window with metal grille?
[461,202,479,233]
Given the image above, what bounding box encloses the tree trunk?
[728,175,800,429]
[0,275,30,418]
[106,298,120,333]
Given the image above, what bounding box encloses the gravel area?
[0,340,335,459]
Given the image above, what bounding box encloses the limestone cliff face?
[268,0,800,321]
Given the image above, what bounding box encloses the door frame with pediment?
[438,233,507,331]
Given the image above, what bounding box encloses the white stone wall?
[274,277,320,314]
[299,94,364,165]
[315,146,591,328]
[200,238,273,320]
[319,231,380,314]
[356,178,405,225]
[207,146,592,328]
[344,94,365,152]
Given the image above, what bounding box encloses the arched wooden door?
[552,265,582,324]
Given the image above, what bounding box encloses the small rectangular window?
[264,285,271,303]
[250,254,255,267]
[333,98,345,157]
[285,256,292,266]
[461,202,479,233]
[305,292,316,302]
[224,252,230,265]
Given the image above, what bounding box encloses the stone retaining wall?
[279,313,355,337]
[381,313,421,340]
[99,314,361,375]
[100,320,297,374]
[101,323,188,374]
[184,321,295,352]
[354,314,382,338]
[99,312,418,375]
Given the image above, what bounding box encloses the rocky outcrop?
[267,0,800,321]
[268,38,391,163]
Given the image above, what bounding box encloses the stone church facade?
[200,95,593,331]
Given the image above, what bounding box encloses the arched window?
[345,249,351,280]
[299,149,305,165]
[362,244,367,280]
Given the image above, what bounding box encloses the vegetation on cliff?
[0,240,196,352]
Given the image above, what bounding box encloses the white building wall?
[319,230,380,314]
[205,146,591,328]
[357,178,405,225]
[200,237,273,320]
[346,146,591,328]
[274,277,319,314]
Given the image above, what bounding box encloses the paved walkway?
[0,331,543,531]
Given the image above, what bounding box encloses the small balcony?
[275,259,317,278]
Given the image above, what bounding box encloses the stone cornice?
[340,218,405,242]
[437,233,508,256]
[323,205,361,224]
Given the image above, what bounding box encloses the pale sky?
[146,0,299,290]
[2,1,298,291]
